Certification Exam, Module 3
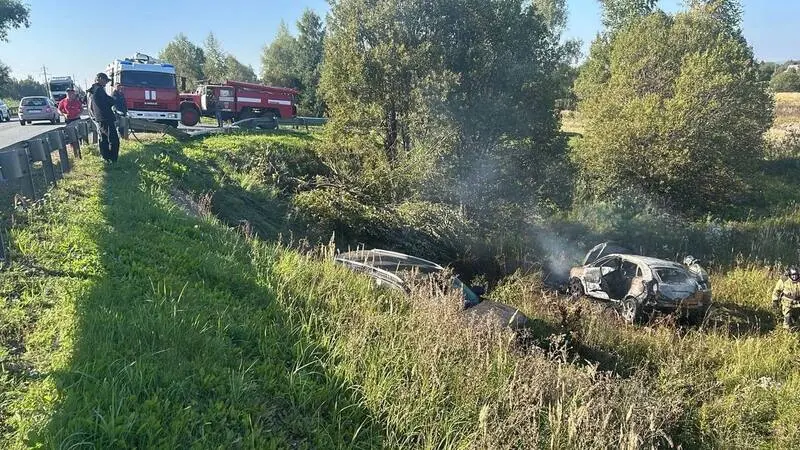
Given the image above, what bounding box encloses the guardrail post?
[118,116,130,140]
[27,138,58,185]
[65,125,82,159]
[47,130,70,174]
[0,149,36,200]
[78,121,89,144]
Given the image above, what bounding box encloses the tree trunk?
[384,104,398,162]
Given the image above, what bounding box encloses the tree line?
[158,0,776,218]
[159,10,325,116]
[759,60,800,93]
[2,0,784,218]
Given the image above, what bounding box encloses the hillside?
[0,126,797,448]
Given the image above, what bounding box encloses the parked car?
[568,243,712,324]
[18,96,61,125]
[0,99,11,122]
[334,249,529,330]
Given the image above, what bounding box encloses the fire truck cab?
[105,53,182,127]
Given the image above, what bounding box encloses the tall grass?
[1,133,798,448]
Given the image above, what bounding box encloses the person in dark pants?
[87,73,120,163]
[207,88,223,127]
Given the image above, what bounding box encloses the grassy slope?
[0,143,384,448]
[1,133,799,448]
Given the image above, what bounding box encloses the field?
[0,128,798,448]
[775,92,800,125]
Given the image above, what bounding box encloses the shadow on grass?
[704,300,778,337]
[39,149,387,448]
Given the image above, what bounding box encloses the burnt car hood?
[582,242,636,266]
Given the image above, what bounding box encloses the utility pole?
[42,65,51,97]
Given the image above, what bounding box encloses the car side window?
[620,261,637,277]
[600,258,619,269]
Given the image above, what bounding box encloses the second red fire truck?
[178,80,298,126]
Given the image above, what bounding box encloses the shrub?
[771,69,800,93]
[574,10,773,214]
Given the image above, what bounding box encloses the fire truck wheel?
[180,104,200,126]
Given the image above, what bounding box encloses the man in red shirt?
[58,87,83,124]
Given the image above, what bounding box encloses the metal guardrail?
[0,119,97,264]
[0,119,96,200]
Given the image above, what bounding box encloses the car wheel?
[27,121,32,124]
[568,277,585,300]
[20,120,25,126]
[621,297,643,325]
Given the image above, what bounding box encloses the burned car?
[334,249,529,330]
[568,245,712,324]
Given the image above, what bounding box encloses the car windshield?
[21,98,47,106]
[654,267,691,284]
[119,71,176,89]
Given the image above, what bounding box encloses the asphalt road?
[0,120,66,150]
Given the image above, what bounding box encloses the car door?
[583,256,616,300]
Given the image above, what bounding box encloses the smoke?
[530,226,586,287]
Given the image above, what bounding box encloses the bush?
[574,10,773,215]
[771,70,800,93]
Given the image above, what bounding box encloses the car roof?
[335,249,444,273]
[600,253,685,269]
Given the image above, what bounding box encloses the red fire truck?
[105,53,182,127]
[178,80,298,126]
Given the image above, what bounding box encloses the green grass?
[0,141,384,448]
[1,133,799,448]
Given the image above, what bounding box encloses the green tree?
[600,0,659,30]
[159,34,206,91]
[771,69,800,92]
[0,60,10,96]
[574,9,773,213]
[757,61,779,83]
[203,32,228,83]
[0,0,29,42]
[684,0,742,31]
[1,74,48,98]
[224,54,257,82]
[260,22,301,89]
[320,0,568,210]
[295,9,326,116]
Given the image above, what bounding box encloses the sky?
[1,0,798,89]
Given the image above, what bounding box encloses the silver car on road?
[18,96,61,125]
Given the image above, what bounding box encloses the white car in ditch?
[567,243,712,325]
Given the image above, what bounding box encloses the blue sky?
[2,0,798,89]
